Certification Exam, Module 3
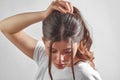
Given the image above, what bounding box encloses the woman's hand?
[44,0,73,19]
[0,0,74,60]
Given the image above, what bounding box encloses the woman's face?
[43,38,79,69]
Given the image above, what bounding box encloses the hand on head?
[44,0,73,18]
[54,0,73,14]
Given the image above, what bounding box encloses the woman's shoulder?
[35,40,45,49]
[33,40,47,66]
[33,40,46,54]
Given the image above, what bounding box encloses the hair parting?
[43,6,95,80]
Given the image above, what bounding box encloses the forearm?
[0,11,46,34]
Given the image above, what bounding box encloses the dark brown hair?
[42,6,94,80]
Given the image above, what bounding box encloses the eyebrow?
[47,47,71,51]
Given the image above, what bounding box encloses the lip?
[56,64,65,66]
[55,64,66,68]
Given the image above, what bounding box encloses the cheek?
[64,55,71,61]
[52,54,56,60]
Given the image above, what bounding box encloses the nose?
[57,54,64,63]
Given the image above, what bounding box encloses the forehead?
[46,40,70,46]
[45,40,78,49]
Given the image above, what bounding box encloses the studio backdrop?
[0,0,120,80]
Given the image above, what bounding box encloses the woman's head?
[42,6,94,80]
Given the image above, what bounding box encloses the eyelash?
[51,51,56,53]
[65,51,72,54]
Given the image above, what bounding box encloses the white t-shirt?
[33,40,102,80]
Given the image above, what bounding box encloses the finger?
[68,2,73,13]
[52,4,66,14]
[59,1,70,12]
[54,1,68,14]
[52,1,72,14]
[65,2,71,12]
[51,1,66,13]
[58,6,67,13]
[58,1,69,10]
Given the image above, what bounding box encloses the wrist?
[41,10,49,20]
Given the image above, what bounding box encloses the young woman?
[0,0,102,80]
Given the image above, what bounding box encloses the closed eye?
[65,51,72,54]
[52,50,57,53]
[47,47,57,53]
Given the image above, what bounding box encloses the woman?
[0,0,102,80]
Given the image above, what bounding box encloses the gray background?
[0,0,120,80]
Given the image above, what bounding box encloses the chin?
[56,66,65,69]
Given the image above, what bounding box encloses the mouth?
[56,64,65,66]
[55,64,66,69]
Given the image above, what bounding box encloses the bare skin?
[0,0,74,60]
[43,39,80,69]
[0,0,91,69]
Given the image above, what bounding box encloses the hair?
[42,6,95,80]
